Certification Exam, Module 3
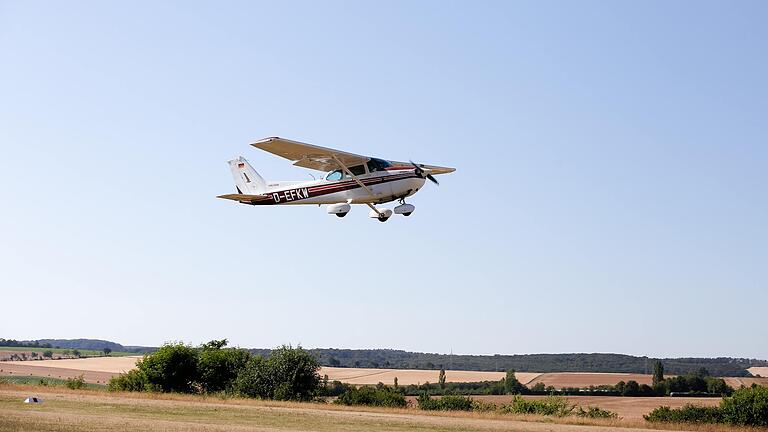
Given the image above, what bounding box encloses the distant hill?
[34,339,154,353]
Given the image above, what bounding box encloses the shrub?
[644,386,768,426]
[197,342,251,393]
[720,385,768,426]
[471,399,498,412]
[575,406,618,419]
[644,405,724,423]
[417,393,473,411]
[138,343,199,393]
[502,395,574,417]
[233,345,320,401]
[232,356,270,398]
[108,369,150,392]
[335,386,407,407]
[65,375,86,390]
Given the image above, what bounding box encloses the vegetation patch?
[335,385,407,407]
[644,386,768,426]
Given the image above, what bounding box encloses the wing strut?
[331,155,382,216]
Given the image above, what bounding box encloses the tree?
[234,345,320,401]
[624,380,640,396]
[72,349,81,358]
[197,340,251,393]
[393,377,398,389]
[652,361,665,386]
[438,367,446,390]
[137,342,199,393]
[103,348,112,356]
[42,350,53,359]
[504,369,526,394]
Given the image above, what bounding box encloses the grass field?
[0,346,136,357]
[0,384,755,432]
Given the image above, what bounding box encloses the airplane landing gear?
[394,202,415,217]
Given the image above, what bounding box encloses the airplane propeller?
[410,160,439,185]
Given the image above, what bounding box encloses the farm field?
[0,357,142,384]
[527,372,653,388]
[0,346,135,360]
[747,366,768,377]
[319,366,539,386]
[4,357,768,388]
[0,358,534,385]
[0,385,743,432]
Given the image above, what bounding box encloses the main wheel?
[402,212,412,216]
[335,212,347,218]
[377,216,390,222]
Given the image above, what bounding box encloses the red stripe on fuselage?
[245,172,419,205]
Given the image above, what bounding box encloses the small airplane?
[218,137,455,222]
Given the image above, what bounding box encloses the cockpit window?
[326,170,343,181]
[349,165,367,176]
[366,158,392,173]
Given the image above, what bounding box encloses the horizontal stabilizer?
[217,193,262,203]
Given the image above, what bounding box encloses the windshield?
[326,170,343,181]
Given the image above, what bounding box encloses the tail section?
[228,156,266,194]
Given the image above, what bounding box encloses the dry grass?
[0,383,764,432]
[527,372,654,388]
[320,367,540,386]
[747,367,768,378]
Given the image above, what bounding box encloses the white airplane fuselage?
[245,169,426,206]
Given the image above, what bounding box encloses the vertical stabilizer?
[228,156,266,194]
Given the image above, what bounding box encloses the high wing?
[251,136,456,175]
[388,160,456,175]
[251,137,369,172]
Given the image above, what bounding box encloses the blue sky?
[1,1,766,359]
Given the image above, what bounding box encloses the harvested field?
[747,367,768,377]
[0,357,141,384]
[0,385,746,432]
[4,357,766,390]
[0,357,538,386]
[320,366,540,386]
[527,372,652,389]
[723,376,768,388]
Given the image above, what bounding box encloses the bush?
[197,342,251,393]
[335,386,407,407]
[644,386,768,426]
[502,396,573,417]
[471,399,498,412]
[575,406,618,419]
[138,343,199,393]
[233,345,320,401]
[644,405,724,423]
[720,385,768,426]
[65,375,86,390]
[417,393,473,411]
[108,369,150,392]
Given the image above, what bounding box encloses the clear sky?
[1,1,766,359]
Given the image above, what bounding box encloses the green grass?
[0,346,137,357]
[0,375,106,390]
